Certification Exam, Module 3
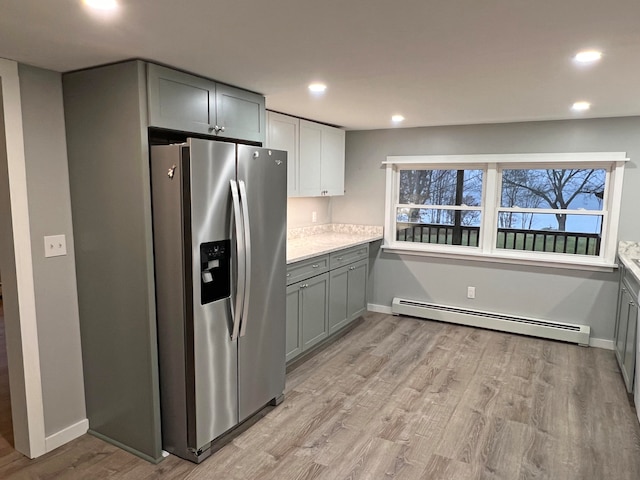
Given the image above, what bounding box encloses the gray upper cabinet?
[147,63,213,135]
[215,83,266,143]
[267,111,299,196]
[266,112,345,197]
[147,63,265,143]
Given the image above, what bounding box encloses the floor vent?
[391,297,590,346]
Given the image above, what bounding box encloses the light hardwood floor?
[1,312,639,479]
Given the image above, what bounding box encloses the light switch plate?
[44,234,67,258]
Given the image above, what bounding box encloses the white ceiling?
[1,0,639,130]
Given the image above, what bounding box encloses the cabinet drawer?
[286,255,329,285]
[330,244,369,269]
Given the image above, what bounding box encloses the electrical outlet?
[467,286,476,299]
[44,234,67,258]
[312,211,317,223]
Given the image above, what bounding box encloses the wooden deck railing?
[396,223,601,256]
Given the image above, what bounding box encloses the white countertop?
[618,241,640,283]
[287,224,383,264]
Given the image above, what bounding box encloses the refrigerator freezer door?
[237,146,287,420]
[188,138,239,450]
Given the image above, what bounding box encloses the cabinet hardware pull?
[349,266,355,270]
[286,273,291,277]
[312,264,319,268]
[336,257,343,261]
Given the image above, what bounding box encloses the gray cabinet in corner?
[147,63,266,143]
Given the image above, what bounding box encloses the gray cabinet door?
[347,259,368,321]
[267,111,299,196]
[286,284,303,362]
[301,273,329,351]
[329,265,349,334]
[216,83,266,144]
[615,283,628,368]
[298,120,322,196]
[623,300,637,391]
[329,258,368,335]
[615,275,638,393]
[147,63,214,135]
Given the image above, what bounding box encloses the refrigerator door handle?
[238,180,252,337]
[230,179,245,341]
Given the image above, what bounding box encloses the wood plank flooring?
[1,311,639,479]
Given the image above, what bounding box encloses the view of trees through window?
[396,169,483,246]
[500,168,606,232]
[396,167,607,255]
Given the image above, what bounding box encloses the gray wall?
[18,64,86,436]
[333,117,640,341]
[287,196,332,228]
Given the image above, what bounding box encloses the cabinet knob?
[286,273,291,277]
[301,283,308,289]
[209,125,225,134]
[349,266,356,270]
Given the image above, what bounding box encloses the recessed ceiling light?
[83,0,118,10]
[391,114,405,123]
[571,101,591,111]
[308,83,327,93]
[574,50,602,63]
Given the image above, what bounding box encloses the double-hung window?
[384,153,628,269]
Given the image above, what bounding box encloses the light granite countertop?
[287,224,383,264]
[618,241,640,283]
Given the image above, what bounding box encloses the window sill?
[381,243,618,272]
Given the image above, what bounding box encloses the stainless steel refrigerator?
[150,138,287,463]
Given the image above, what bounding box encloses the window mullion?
[481,164,498,254]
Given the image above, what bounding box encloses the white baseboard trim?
[367,303,392,314]
[589,337,614,350]
[368,303,613,350]
[45,418,89,453]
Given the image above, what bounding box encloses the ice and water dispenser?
[199,240,231,305]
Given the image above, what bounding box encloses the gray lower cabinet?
[301,273,330,350]
[286,273,329,362]
[147,63,266,143]
[286,284,303,362]
[287,244,369,363]
[329,259,368,334]
[615,260,639,393]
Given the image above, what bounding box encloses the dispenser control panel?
[200,239,231,305]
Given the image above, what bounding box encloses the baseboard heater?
[391,297,590,346]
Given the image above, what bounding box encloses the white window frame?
[383,152,628,271]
